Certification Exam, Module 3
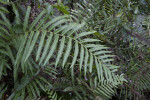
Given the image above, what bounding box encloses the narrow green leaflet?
[103,65,109,80]
[99,61,104,81]
[23,6,31,31]
[35,79,45,91]
[12,3,20,24]
[75,31,96,39]
[55,36,65,67]
[29,10,46,31]
[29,84,36,98]
[89,53,93,73]
[24,31,40,63]
[70,40,79,68]
[38,76,52,88]
[79,45,84,71]
[55,24,69,34]
[0,6,9,13]
[94,51,112,56]
[44,35,59,65]
[21,31,34,64]
[35,16,49,30]
[85,44,104,48]
[95,57,100,80]
[68,22,85,36]
[0,26,10,35]
[102,59,114,63]
[15,33,28,66]
[39,34,53,65]
[63,38,72,67]
[48,19,70,31]
[36,31,47,61]
[42,15,69,29]
[0,0,9,4]
[99,55,115,59]
[80,39,100,43]
[0,12,13,34]
[84,49,89,76]
[61,23,77,35]
[26,59,34,74]
[6,46,15,65]
[31,81,40,96]
[0,59,4,79]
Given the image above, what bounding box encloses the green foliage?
[0,2,126,100]
[0,0,150,100]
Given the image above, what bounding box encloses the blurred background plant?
[69,0,150,99]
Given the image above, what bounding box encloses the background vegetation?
[0,0,150,100]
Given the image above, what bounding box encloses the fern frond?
[7,5,126,88]
[17,29,125,84]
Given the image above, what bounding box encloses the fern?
[0,3,126,100]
